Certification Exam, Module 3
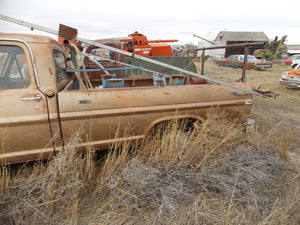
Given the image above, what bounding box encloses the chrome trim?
[0,38,40,88]
[280,79,300,88]
[20,96,42,102]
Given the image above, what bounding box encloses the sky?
[0,0,300,46]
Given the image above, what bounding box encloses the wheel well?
[147,117,200,137]
[292,63,299,70]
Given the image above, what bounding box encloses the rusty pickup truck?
[217,55,272,70]
[0,33,253,164]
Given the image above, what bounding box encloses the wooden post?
[241,46,248,82]
[201,50,205,75]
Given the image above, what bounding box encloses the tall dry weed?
[0,129,96,224]
[0,111,299,225]
[132,109,244,169]
[0,131,10,194]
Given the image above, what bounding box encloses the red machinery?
[119,31,178,56]
[58,31,178,57]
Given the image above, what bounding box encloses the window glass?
[89,47,115,62]
[53,49,67,78]
[0,45,31,89]
[0,52,8,77]
[290,55,300,60]
[121,42,126,49]
[126,41,133,47]
[247,55,256,61]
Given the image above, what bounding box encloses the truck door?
[0,41,56,164]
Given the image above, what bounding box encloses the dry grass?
[1,110,299,224]
[1,62,299,224]
[197,61,300,151]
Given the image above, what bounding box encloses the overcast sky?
[1,0,299,45]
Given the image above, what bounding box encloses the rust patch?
[254,88,279,98]
[153,74,167,86]
[48,67,54,76]
[191,77,207,84]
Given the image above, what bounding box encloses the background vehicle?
[290,54,300,69]
[217,54,272,70]
[118,31,178,57]
[272,57,292,65]
[280,64,300,88]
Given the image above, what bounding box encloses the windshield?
[89,47,115,62]
[238,55,256,62]
[290,55,300,60]
[247,55,257,61]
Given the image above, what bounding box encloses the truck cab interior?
[0,45,31,90]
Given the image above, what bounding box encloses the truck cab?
[120,37,134,52]
[0,34,67,163]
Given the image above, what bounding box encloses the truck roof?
[0,33,57,44]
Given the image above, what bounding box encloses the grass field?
[200,61,300,152]
[0,61,299,224]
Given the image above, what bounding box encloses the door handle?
[20,96,42,102]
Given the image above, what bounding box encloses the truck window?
[53,48,70,91]
[121,42,126,49]
[0,45,31,89]
[53,49,67,78]
[121,41,133,48]
[247,55,256,61]
[126,41,133,47]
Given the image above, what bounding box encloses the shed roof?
[214,31,269,42]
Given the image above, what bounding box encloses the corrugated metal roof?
[214,31,269,42]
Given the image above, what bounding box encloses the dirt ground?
[195,61,300,167]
